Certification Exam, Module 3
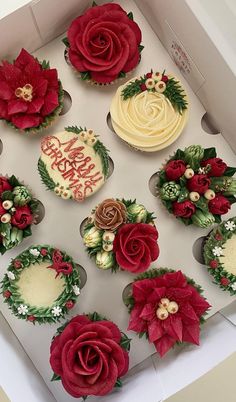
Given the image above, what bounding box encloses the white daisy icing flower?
[72,285,80,296]
[212,246,223,257]
[52,306,62,317]
[224,221,236,231]
[7,271,15,280]
[17,304,28,315]
[231,282,236,291]
[29,248,40,257]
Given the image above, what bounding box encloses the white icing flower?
[79,131,88,141]
[198,167,206,174]
[224,221,236,231]
[145,78,155,89]
[212,246,223,257]
[72,285,81,296]
[51,306,62,317]
[29,248,40,257]
[7,271,15,280]
[230,282,236,291]
[17,304,28,315]
[87,137,97,147]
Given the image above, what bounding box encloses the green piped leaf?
[51,373,61,381]
[1,191,13,201]
[224,166,236,177]
[93,140,110,178]
[115,378,123,388]
[62,37,70,47]
[80,71,91,80]
[38,158,56,191]
[8,175,21,187]
[203,147,217,160]
[65,125,84,135]
[41,60,50,70]
[138,44,144,53]
[127,11,133,20]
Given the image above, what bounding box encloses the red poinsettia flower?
[0,49,60,130]
[128,270,210,357]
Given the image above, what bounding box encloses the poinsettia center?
[156,298,179,320]
[15,83,33,102]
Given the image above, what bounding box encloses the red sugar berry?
[40,248,48,256]
[162,75,169,82]
[65,300,74,310]
[27,315,36,322]
[215,233,223,241]
[220,277,230,286]
[145,72,152,79]
[140,83,147,91]
[209,260,218,269]
[3,290,12,298]
[13,259,22,269]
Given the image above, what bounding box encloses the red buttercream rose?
[113,223,159,273]
[201,158,227,177]
[128,270,210,357]
[208,195,231,215]
[0,49,60,129]
[0,176,12,195]
[50,315,129,398]
[172,200,196,218]
[67,3,142,83]
[187,174,211,194]
[11,205,33,229]
[165,160,186,181]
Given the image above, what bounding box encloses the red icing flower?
[201,158,227,177]
[113,223,159,273]
[208,195,231,215]
[3,290,11,298]
[65,300,74,310]
[0,49,60,130]
[187,174,211,194]
[13,259,22,269]
[0,176,12,195]
[50,315,129,398]
[40,248,48,256]
[220,277,230,286]
[128,271,210,357]
[209,260,218,269]
[215,232,223,241]
[11,205,33,229]
[172,200,196,218]
[67,3,142,83]
[165,159,186,181]
[27,315,36,322]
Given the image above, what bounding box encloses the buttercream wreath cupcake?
[0,48,63,133]
[38,126,110,201]
[124,269,211,357]
[203,217,236,295]
[110,69,188,151]
[1,245,82,324]
[82,198,159,272]
[0,175,40,253]
[157,145,236,227]
[63,2,143,85]
[50,312,130,398]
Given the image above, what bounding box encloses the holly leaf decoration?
[23,226,32,238]
[80,71,91,81]
[115,379,123,388]
[8,175,21,187]
[120,333,131,351]
[224,166,236,177]
[1,191,14,201]
[214,215,222,223]
[203,147,217,160]
[173,149,185,160]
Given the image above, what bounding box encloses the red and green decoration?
[157,145,236,228]
[124,269,211,357]
[50,312,130,398]
[0,175,40,254]
[1,245,81,324]
[121,70,187,113]
[83,198,159,273]
[63,2,143,84]
[0,48,63,132]
[203,217,236,295]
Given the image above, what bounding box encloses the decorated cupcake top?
[203,217,236,295]
[110,70,188,151]
[38,126,110,201]
[50,312,130,398]
[125,269,211,357]
[157,145,236,227]
[1,245,81,324]
[64,2,143,84]
[82,198,159,273]
[0,175,39,254]
[0,49,63,132]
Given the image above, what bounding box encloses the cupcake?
[0,49,63,133]
[110,70,188,151]
[203,217,236,295]
[0,175,40,253]
[157,145,236,227]
[1,245,82,324]
[50,312,130,398]
[124,269,211,357]
[82,198,159,273]
[64,2,143,85]
[38,126,110,201]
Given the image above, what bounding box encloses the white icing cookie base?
[17,262,66,308]
[219,235,236,276]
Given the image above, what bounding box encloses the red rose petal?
[97,320,121,343]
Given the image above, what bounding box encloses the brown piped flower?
[94,199,127,231]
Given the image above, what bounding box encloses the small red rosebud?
[13,259,22,269]
[145,72,152,79]
[215,232,223,241]
[40,248,48,256]
[27,315,36,322]
[209,260,218,269]
[140,83,147,91]
[3,290,12,299]
[162,75,169,82]
[65,300,74,310]
[220,277,230,286]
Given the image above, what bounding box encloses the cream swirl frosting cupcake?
[110,70,189,152]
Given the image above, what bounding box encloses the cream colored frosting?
[40,131,105,201]
[17,262,66,308]
[110,76,189,152]
[219,235,236,276]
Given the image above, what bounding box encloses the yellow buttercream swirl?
[110,76,189,152]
